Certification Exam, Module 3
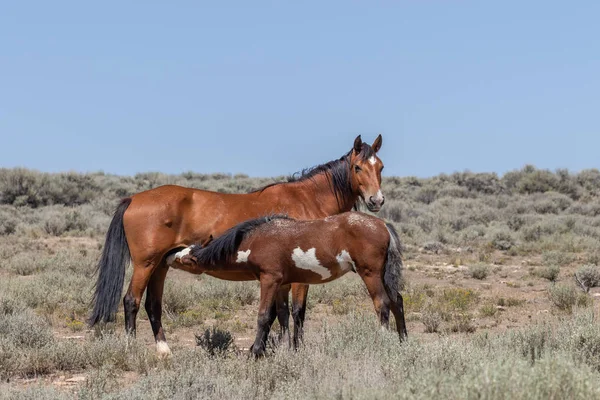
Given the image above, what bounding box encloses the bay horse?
[169,212,407,357]
[90,135,386,355]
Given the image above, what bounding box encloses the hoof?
[156,341,172,357]
[250,345,266,358]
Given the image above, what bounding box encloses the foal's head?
[349,135,385,212]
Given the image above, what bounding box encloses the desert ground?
[1,167,600,399]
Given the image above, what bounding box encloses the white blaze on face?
[336,250,356,273]
[369,156,377,165]
[236,249,251,263]
[372,190,384,203]
[166,245,195,266]
[291,247,331,280]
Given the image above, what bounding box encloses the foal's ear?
[372,134,382,153]
[201,234,214,247]
[353,135,363,153]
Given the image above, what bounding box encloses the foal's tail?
[383,222,404,303]
[89,198,132,326]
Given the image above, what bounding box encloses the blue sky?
[1,1,598,178]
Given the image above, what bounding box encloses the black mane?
[190,215,292,265]
[249,142,376,210]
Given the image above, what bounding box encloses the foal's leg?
[359,274,392,328]
[291,284,309,349]
[275,285,291,344]
[144,263,171,356]
[123,259,159,336]
[251,274,281,358]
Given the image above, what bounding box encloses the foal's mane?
[249,143,376,209]
[190,214,292,265]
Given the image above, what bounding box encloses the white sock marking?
[236,249,251,263]
[292,247,331,279]
[156,340,172,356]
[336,250,356,272]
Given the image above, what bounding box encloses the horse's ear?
[372,134,382,153]
[353,135,363,153]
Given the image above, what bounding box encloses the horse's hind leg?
[251,274,281,358]
[291,283,309,349]
[145,263,171,356]
[123,259,158,336]
[275,285,291,345]
[389,293,408,341]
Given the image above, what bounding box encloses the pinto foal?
[168,212,406,357]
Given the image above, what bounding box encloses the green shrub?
[535,265,561,282]
[575,265,600,292]
[422,309,442,333]
[0,310,54,349]
[0,169,99,207]
[0,215,18,235]
[469,264,490,280]
[440,288,478,312]
[448,314,476,333]
[548,284,588,311]
[542,251,575,267]
[480,303,498,317]
[490,229,515,250]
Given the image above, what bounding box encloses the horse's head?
[348,135,385,212]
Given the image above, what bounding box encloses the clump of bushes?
[542,251,575,267]
[574,265,600,292]
[440,288,478,311]
[535,265,561,282]
[479,303,498,317]
[490,229,515,250]
[547,284,590,311]
[0,169,100,207]
[469,264,490,280]
[422,309,442,333]
[195,327,234,356]
[449,314,476,333]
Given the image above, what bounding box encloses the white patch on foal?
[369,156,377,165]
[236,249,251,263]
[156,340,172,357]
[165,245,195,266]
[291,247,331,280]
[336,249,356,273]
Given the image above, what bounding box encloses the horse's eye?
[354,165,362,173]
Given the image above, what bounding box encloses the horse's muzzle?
[367,191,385,212]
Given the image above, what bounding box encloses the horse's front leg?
[251,273,281,358]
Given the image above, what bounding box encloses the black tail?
[89,198,132,326]
[382,222,404,303]
[190,214,290,265]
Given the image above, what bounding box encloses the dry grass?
[2,167,600,398]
